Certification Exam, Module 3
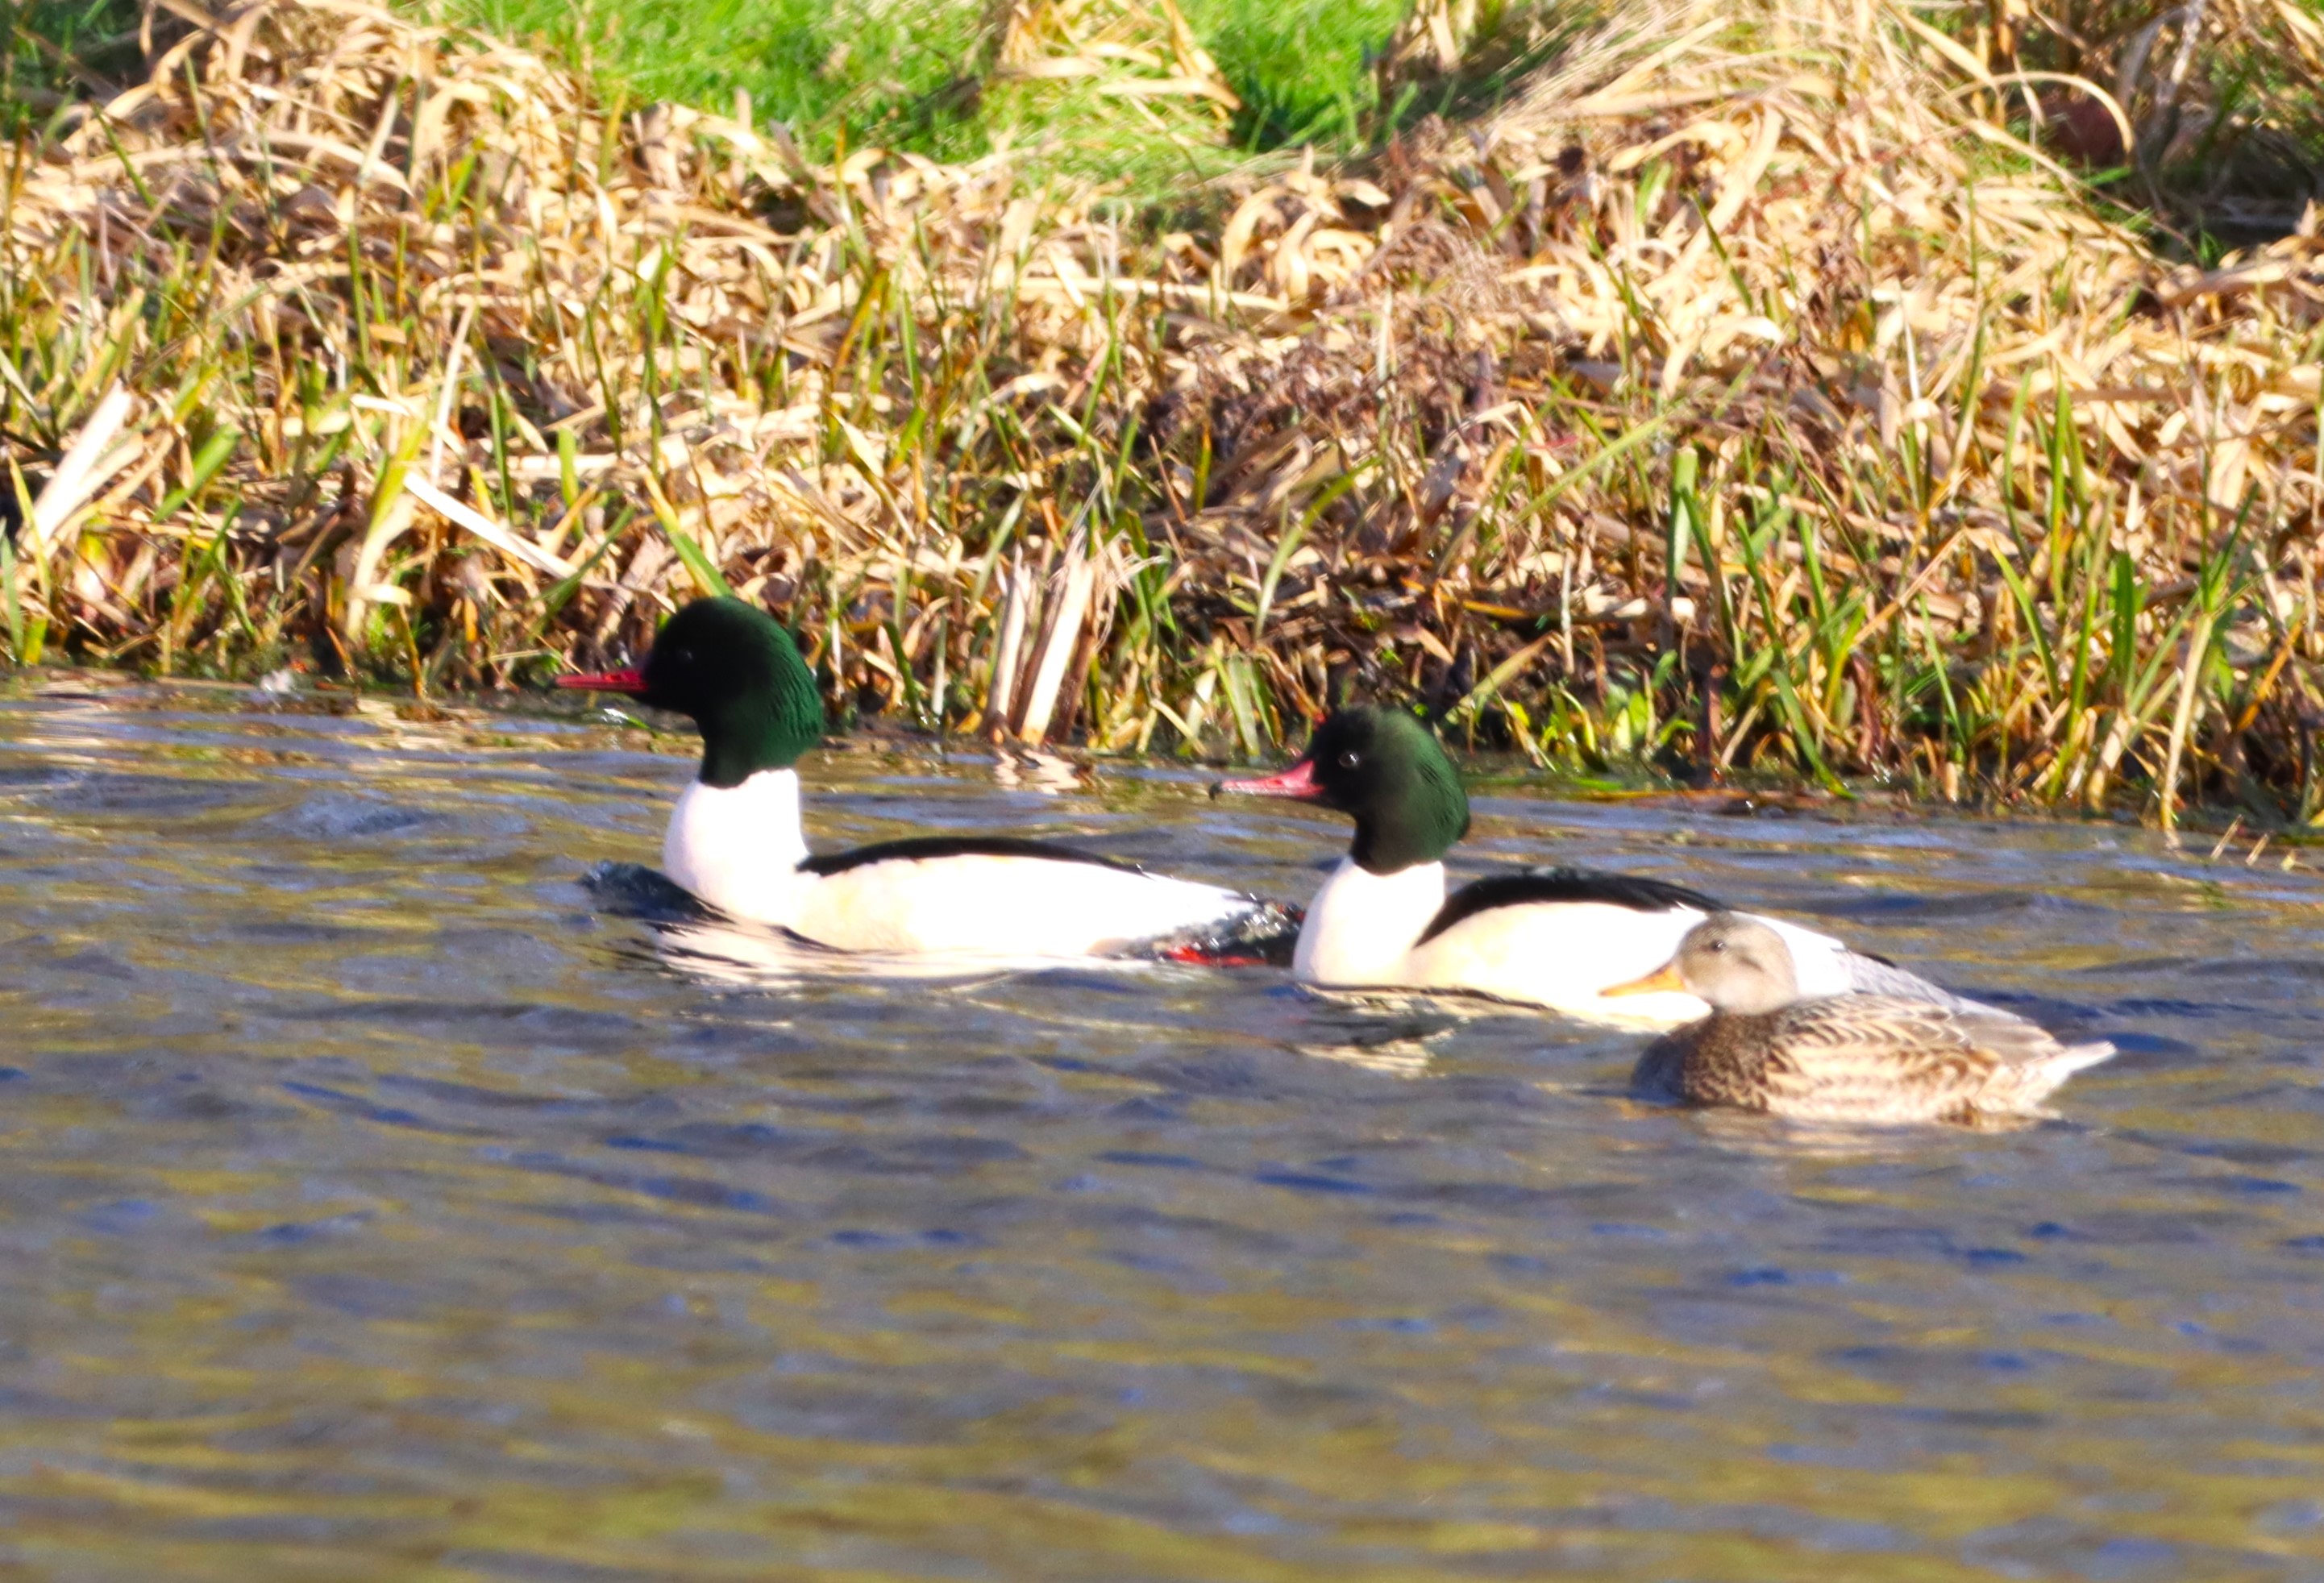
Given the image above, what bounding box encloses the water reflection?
[0,672,2319,1580]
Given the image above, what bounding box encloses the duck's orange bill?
[1215,758,1323,800]
[1602,962,1687,999]
[556,669,646,693]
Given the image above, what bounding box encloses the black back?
[1416,866,1729,945]
[798,836,1150,879]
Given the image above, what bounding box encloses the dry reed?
[2,0,2321,822]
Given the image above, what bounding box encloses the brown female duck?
[1607,914,2114,1126]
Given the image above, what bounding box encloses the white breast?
[1403,897,1854,1028]
[1290,859,1447,985]
[662,769,810,926]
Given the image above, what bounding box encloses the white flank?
[1403,899,1714,1025]
[788,856,1245,956]
[661,768,1245,954]
[662,769,811,925]
[1290,859,1448,984]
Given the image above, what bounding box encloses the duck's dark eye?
[1707,940,1727,954]
[1337,750,1360,770]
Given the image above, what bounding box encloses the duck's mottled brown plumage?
[1619,915,2112,1126]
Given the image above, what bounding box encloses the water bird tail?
[1141,899,1304,968]
[1987,1039,2116,1112]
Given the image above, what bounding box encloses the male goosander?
[560,597,1292,958]
[1217,705,1973,1028]
[1610,914,2113,1124]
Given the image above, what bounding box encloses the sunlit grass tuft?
[436,0,1416,189]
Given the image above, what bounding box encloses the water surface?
[2,675,2319,1581]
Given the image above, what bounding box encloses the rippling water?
[2,674,2321,1581]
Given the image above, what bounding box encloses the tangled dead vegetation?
[2,0,2322,823]
[1985,0,2324,232]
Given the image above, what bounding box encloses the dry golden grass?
[2,0,2320,823]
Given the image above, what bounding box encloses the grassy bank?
[441,0,1418,171]
[1,0,2321,825]
[2,0,1553,187]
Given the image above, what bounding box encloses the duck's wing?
[1837,949,2003,1014]
[1769,995,2106,1120]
